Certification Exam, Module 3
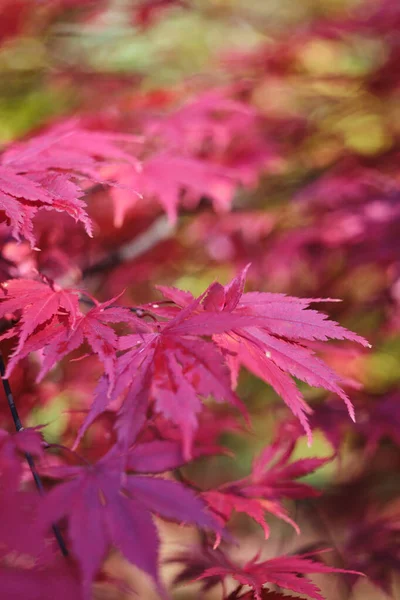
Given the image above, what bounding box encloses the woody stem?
[0,352,68,557]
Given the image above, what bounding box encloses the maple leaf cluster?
[1,0,400,599]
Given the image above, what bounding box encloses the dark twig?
[0,352,68,557]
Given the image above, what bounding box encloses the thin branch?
[0,355,23,432]
[0,352,68,557]
[81,214,175,278]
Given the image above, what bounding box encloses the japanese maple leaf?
[155,265,370,441]
[0,286,141,386]
[125,438,198,473]
[170,545,303,598]
[168,542,234,594]
[146,89,266,156]
[0,122,140,245]
[38,445,219,597]
[110,152,241,227]
[0,278,80,377]
[123,408,234,468]
[203,437,329,539]
[197,550,363,600]
[141,406,243,459]
[33,296,143,390]
[144,88,272,197]
[77,292,266,457]
[1,121,139,178]
[248,437,331,499]
[0,169,88,248]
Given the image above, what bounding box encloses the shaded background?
[1,0,400,598]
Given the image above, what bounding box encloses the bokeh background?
[1,0,400,598]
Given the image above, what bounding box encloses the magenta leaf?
[38,446,220,596]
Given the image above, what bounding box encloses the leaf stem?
[45,442,92,468]
[0,352,68,557]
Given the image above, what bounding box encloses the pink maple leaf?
[145,88,267,156]
[0,122,140,245]
[0,284,141,386]
[0,278,80,377]
[156,265,370,442]
[110,152,240,227]
[34,296,142,390]
[77,292,266,458]
[109,88,272,226]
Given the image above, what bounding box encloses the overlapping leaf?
[0,122,140,245]
[154,266,369,441]
[38,445,219,598]
[203,437,330,539]
[0,281,141,385]
[77,291,271,457]
[0,279,80,376]
[197,550,362,600]
[110,152,241,226]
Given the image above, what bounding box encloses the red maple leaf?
[140,405,243,459]
[145,88,270,159]
[110,87,272,227]
[0,284,141,385]
[197,550,363,600]
[75,268,369,457]
[38,444,220,597]
[0,278,80,376]
[168,541,234,594]
[110,152,241,227]
[155,265,370,441]
[33,295,143,390]
[169,543,300,599]
[0,122,140,245]
[77,289,271,457]
[203,437,330,539]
